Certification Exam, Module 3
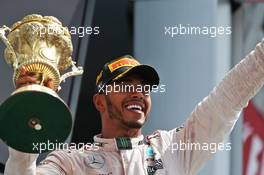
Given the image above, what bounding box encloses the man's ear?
[93,94,106,113]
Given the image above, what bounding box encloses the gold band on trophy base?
[0,14,83,153]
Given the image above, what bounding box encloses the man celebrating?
[4,39,264,175]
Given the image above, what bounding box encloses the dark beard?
[105,95,144,129]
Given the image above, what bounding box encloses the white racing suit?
[4,40,264,175]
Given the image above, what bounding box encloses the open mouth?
[124,102,145,114]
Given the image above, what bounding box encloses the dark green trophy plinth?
[0,85,72,153]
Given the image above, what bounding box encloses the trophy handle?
[59,60,83,87]
[0,26,18,69]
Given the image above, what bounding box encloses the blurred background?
[0,0,263,174]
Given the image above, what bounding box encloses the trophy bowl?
[0,14,83,153]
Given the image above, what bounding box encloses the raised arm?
[158,40,264,174]
[4,69,68,175]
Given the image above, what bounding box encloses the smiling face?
[94,75,152,132]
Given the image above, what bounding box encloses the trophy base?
[0,84,72,153]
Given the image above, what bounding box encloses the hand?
[15,67,54,89]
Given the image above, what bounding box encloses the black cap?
[96,55,159,90]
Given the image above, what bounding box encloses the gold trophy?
[0,14,83,153]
